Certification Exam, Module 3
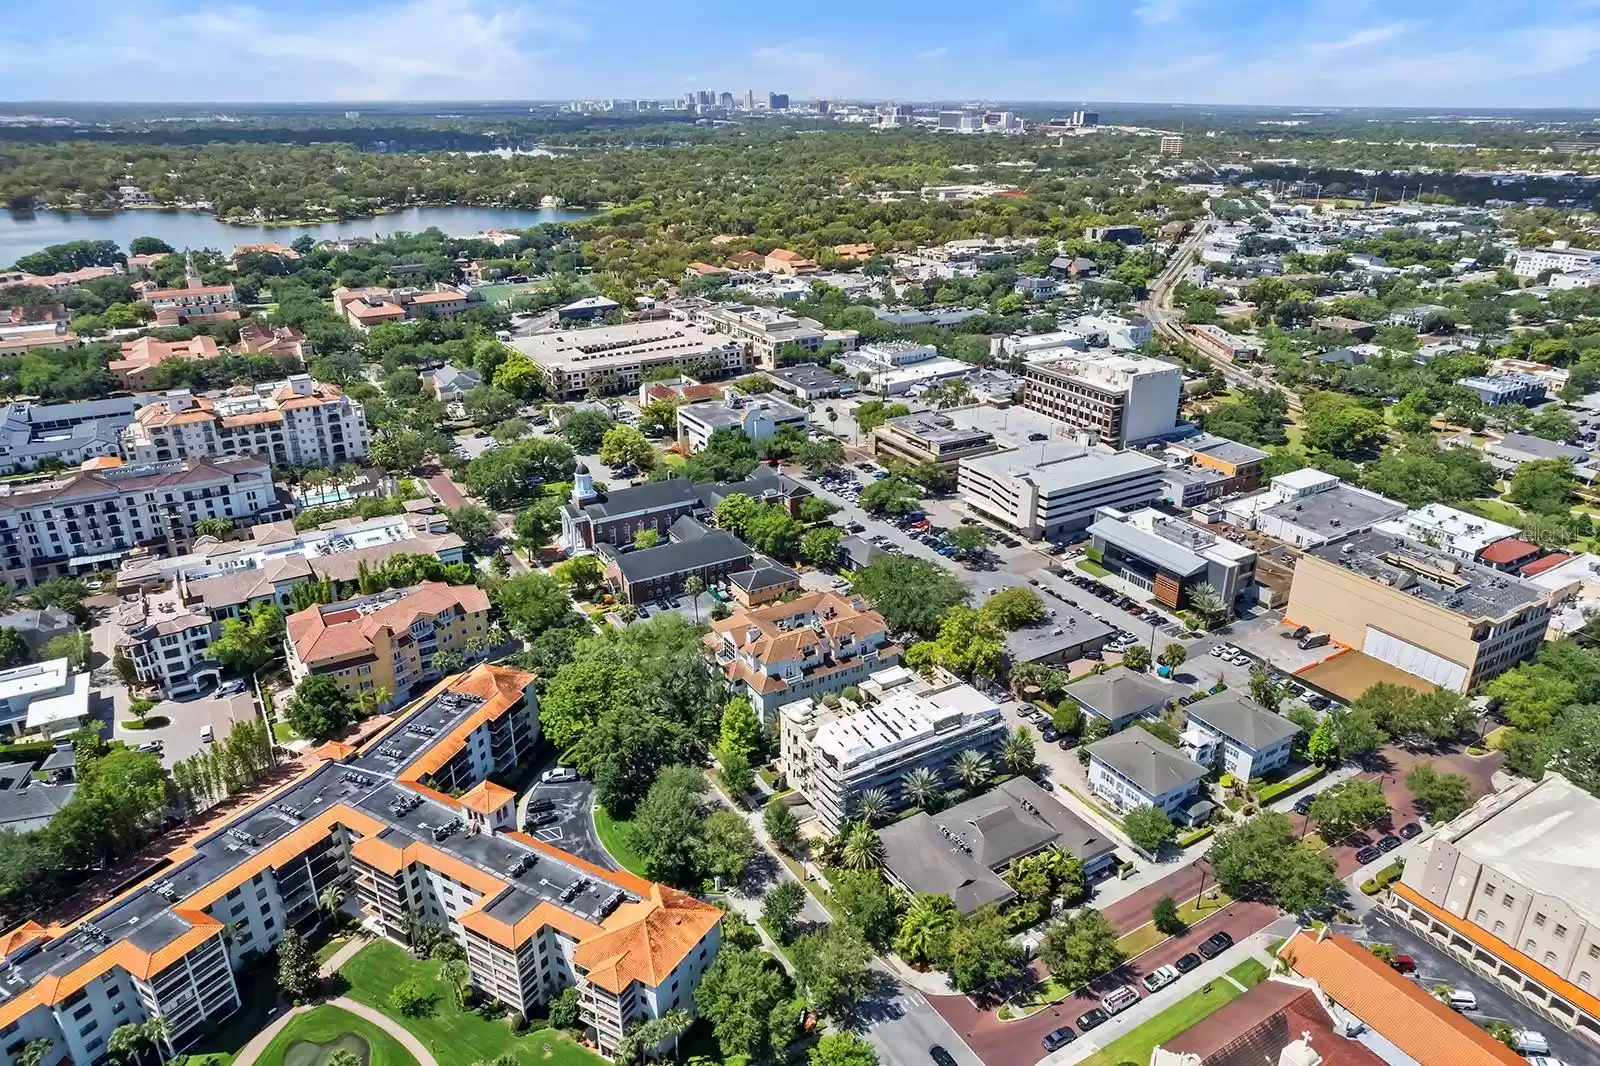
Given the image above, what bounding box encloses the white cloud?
[1134,0,1188,25]
[916,47,950,62]
[1307,22,1411,53]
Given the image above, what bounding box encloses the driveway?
[115,691,259,766]
[518,777,611,870]
[1344,910,1600,1066]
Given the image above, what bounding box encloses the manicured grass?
[315,935,351,965]
[1484,725,1516,751]
[1080,977,1245,1066]
[591,805,651,878]
[340,940,603,1066]
[274,721,299,743]
[1116,891,1234,959]
[1228,958,1269,989]
[256,1004,418,1066]
[1464,498,1524,526]
[1076,558,1111,578]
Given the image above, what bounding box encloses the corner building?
[0,665,720,1066]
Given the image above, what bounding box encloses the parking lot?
[518,777,612,870]
[113,690,260,766]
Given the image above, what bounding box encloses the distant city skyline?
[4,0,1600,109]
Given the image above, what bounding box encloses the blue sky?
[4,0,1600,107]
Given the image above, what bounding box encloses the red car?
[1391,954,1416,974]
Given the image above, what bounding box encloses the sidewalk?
[1043,917,1300,1066]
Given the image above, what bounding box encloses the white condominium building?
[1022,351,1182,445]
[778,667,1008,833]
[1512,242,1600,278]
[122,376,370,468]
[698,303,828,368]
[959,436,1167,540]
[511,321,748,400]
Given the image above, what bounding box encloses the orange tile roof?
[286,582,490,666]
[308,739,357,761]
[459,780,515,814]
[145,285,236,300]
[1280,931,1526,1066]
[395,664,534,792]
[1394,883,1600,1022]
[79,457,122,471]
[572,883,722,994]
[460,896,601,950]
[0,921,48,959]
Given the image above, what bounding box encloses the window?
[1580,972,1593,989]
[1526,939,1538,953]
[1589,944,1600,960]
[1534,913,1547,928]
[1503,893,1515,907]
[1545,951,1559,966]
[1557,925,1569,940]
[1494,921,1506,934]
[1476,910,1489,923]
[1484,884,1496,897]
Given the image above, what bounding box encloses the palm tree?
[1122,644,1153,671]
[1187,583,1226,626]
[1162,642,1188,669]
[1001,728,1036,775]
[317,883,346,922]
[141,1017,168,1063]
[839,821,884,871]
[953,749,992,791]
[327,1051,362,1066]
[853,787,892,826]
[894,894,958,967]
[902,767,943,812]
[108,1023,145,1066]
[681,575,706,624]
[19,1038,52,1066]
[354,686,392,718]
[438,958,471,1009]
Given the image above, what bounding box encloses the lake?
[0,205,597,266]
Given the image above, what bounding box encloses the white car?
[1514,1032,1551,1055]
[1141,965,1180,992]
[542,767,579,783]
[1526,1057,1569,1066]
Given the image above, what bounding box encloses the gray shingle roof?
[1067,670,1180,722]
[1185,691,1301,751]
[614,525,751,583]
[1087,728,1206,796]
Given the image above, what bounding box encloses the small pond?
[282,1031,371,1066]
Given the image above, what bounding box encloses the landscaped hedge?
[0,740,53,759]
[1255,764,1326,806]
[1376,860,1405,886]
[1177,825,1215,847]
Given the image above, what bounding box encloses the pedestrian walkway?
[319,934,370,977]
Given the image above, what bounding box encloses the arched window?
[1578,972,1592,988]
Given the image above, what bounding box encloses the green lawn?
[1080,978,1245,1066]
[256,1004,418,1066]
[184,967,283,1066]
[1463,499,1524,526]
[591,806,651,878]
[1228,958,1269,989]
[339,940,604,1066]
[315,935,351,965]
[1076,559,1111,578]
[1116,891,1234,959]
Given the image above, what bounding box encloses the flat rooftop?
[1451,775,1600,928]
[1306,529,1547,620]
[964,444,1165,494]
[883,412,994,447]
[510,321,735,370]
[1260,483,1406,538]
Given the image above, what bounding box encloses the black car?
[1174,952,1202,973]
[1378,834,1403,853]
[1076,1008,1110,1032]
[1057,736,1078,751]
[1399,822,1423,839]
[1355,845,1382,865]
[1041,726,1061,742]
[1197,931,1234,960]
[524,811,558,831]
[527,798,556,815]
[1293,794,1316,816]
[929,1046,958,1066]
[1041,1027,1076,1052]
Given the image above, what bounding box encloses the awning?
[67,548,130,569]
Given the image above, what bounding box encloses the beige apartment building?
[1286,530,1551,692]
[512,321,749,399]
[122,376,370,468]
[1394,774,1600,1039]
[698,304,828,368]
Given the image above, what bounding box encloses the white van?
[1101,985,1140,1015]
[1445,988,1478,1012]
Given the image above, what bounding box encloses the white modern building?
[122,377,371,468]
[1512,242,1600,278]
[1220,469,1407,549]
[1021,351,1182,445]
[512,321,748,400]
[1087,505,1257,614]
[840,341,972,395]
[1375,503,1520,563]
[697,304,828,368]
[1178,691,1299,782]
[0,398,134,475]
[0,658,91,738]
[675,389,807,453]
[778,667,1008,833]
[959,436,1166,540]
[1078,314,1154,350]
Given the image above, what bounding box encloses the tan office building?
[1286,529,1550,692]
[871,412,1001,471]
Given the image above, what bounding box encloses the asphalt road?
[861,969,987,1066]
[1342,910,1600,1066]
[518,777,612,870]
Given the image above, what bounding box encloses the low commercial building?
[1085,727,1208,822]
[424,365,483,401]
[1063,668,1181,731]
[285,581,493,707]
[871,411,1001,471]
[707,590,900,720]
[1375,503,1520,563]
[235,323,311,360]
[332,285,477,329]
[1152,978,1388,1066]
[726,558,800,608]
[699,304,826,367]
[778,668,1008,833]
[1087,505,1257,614]
[0,606,75,652]
[1163,433,1267,494]
[766,363,856,400]
[122,376,371,468]
[1392,774,1600,1040]
[110,335,223,390]
[1458,373,1547,406]
[1161,464,1231,508]
[1021,351,1183,445]
[878,777,1117,913]
[1223,470,1407,549]
[557,296,621,322]
[958,438,1166,540]
[600,517,753,604]
[1078,314,1154,350]
[675,390,807,453]
[1186,324,1262,362]
[0,658,91,738]
[1287,528,1551,692]
[0,455,285,587]
[1483,432,1600,481]
[0,664,722,1063]
[872,307,985,329]
[841,341,972,395]
[0,397,133,475]
[512,321,748,400]
[1178,690,1299,781]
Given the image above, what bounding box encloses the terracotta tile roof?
[1162,979,1386,1066]
[286,582,490,666]
[145,285,236,300]
[1478,538,1540,564]
[1280,931,1526,1066]
[459,780,515,814]
[1394,883,1600,1022]
[0,921,48,959]
[1519,551,1572,577]
[766,249,811,263]
[80,457,122,471]
[571,882,722,994]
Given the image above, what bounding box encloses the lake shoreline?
[12,201,599,229]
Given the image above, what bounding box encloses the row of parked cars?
[1062,572,1178,630]
[1041,932,1236,1051]
[1287,790,1423,863]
